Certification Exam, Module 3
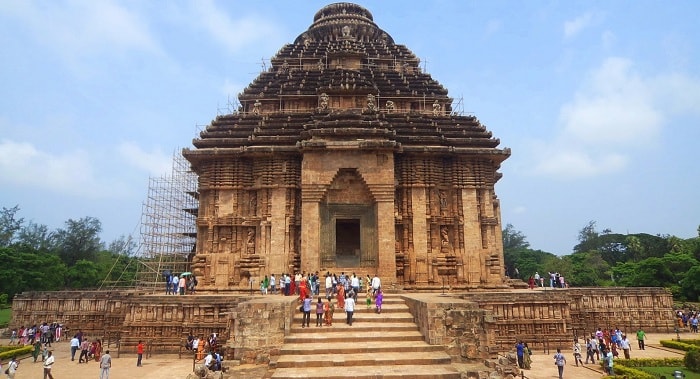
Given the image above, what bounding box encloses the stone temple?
[183,2,511,291]
[9,4,675,377]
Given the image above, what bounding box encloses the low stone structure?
[10,287,674,367]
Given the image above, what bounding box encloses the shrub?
[684,349,700,373]
[0,346,32,360]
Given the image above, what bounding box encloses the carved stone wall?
[9,287,674,364]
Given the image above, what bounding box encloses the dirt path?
[3,332,689,379]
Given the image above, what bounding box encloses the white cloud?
[564,12,596,39]
[529,57,700,179]
[117,142,172,177]
[0,139,115,198]
[513,206,527,214]
[2,0,160,63]
[190,0,283,54]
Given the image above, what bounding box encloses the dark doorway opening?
[336,219,360,266]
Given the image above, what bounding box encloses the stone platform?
[9,286,674,376]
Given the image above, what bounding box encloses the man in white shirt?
[344,295,356,326]
[171,275,179,295]
[204,351,213,369]
[43,350,55,379]
[371,274,381,295]
[325,274,333,298]
[70,336,80,361]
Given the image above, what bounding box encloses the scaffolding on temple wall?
[135,150,198,293]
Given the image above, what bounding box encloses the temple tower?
[183,2,510,291]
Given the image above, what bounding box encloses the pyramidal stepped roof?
[184,2,510,166]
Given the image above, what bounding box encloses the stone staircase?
[268,294,461,379]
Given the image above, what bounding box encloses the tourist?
[262,275,269,295]
[336,282,345,309]
[366,286,373,309]
[375,288,383,314]
[572,339,584,366]
[585,336,596,364]
[171,274,179,295]
[8,329,16,345]
[534,272,540,287]
[55,324,62,342]
[32,339,42,362]
[178,275,186,295]
[523,343,532,369]
[79,338,90,363]
[603,347,614,375]
[325,274,333,298]
[371,274,381,295]
[269,274,277,294]
[323,298,333,326]
[69,335,80,361]
[43,350,55,379]
[204,351,214,370]
[620,335,631,359]
[528,276,535,289]
[136,340,144,367]
[301,294,312,328]
[294,272,302,295]
[553,348,566,379]
[99,350,112,379]
[164,271,172,294]
[188,276,198,294]
[285,274,292,296]
[194,336,204,361]
[299,277,308,301]
[6,356,18,379]
[315,297,324,327]
[636,328,646,350]
[344,292,356,326]
[350,273,360,300]
[515,341,525,369]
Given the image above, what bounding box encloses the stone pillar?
[300,184,325,271]
[268,187,288,275]
[461,188,481,285]
[370,184,395,286]
[411,187,428,284]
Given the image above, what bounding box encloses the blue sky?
[1,1,698,255]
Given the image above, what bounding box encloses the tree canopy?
[503,222,700,301]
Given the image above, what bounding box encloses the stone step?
[295,302,409,314]
[275,350,452,368]
[284,330,424,343]
[280,340,445,355]
[292,311,414,323]
[289,322,418,333]
[270,364,461,379]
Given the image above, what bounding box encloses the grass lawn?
[640,366,699,378]
[0,307,11,327]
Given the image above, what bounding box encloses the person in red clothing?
[136,340,144,367]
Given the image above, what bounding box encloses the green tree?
[564,251,611,286]
[573,221,599,254]
[0,205,23,247]
[502,224,530,251]
[16,221,54,252]
[66,260,100,288]
[53,217,104,265]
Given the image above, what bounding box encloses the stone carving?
[432,100,442,116]
[278,60,289,74]
[249,192,257,215]
[385,100,395,113]
[318,92,329,111]
[317,59,324,71]
[252,100,261,115]
[441,226,450,246]
[366,93,376,112]
[342,25,351,37]
[246,228,255,254]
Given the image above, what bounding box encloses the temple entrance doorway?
[335,218,360,266]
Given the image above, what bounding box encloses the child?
[366,287,372,309]
[375,289,383,314]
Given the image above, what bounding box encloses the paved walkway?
[521,332,686,379]
[2,332,689,379]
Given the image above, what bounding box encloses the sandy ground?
[1,332,690,379]
[522,332,688,379]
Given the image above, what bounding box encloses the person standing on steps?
[375,289,383,314]
[315,297,324,327]
[553,348,566,379]
[301,294,312,328]
[344,292,356,326]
